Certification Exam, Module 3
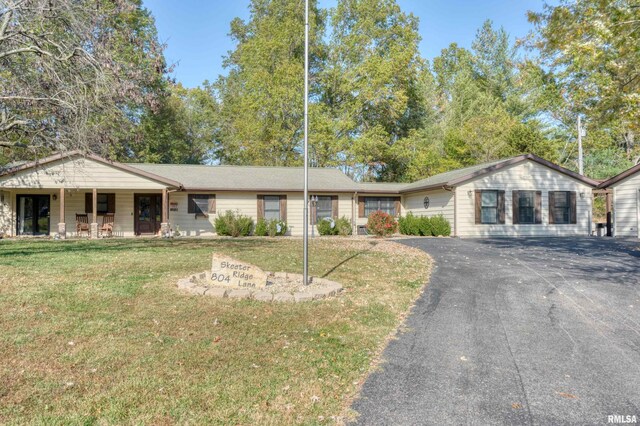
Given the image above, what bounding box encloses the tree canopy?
[1,0,638,181]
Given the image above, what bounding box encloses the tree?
[118,82,218,164]
[0,0,167,159]
[214,0,325,166]
[528,0,640,163]
[320,0,424,181]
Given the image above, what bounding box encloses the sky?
[143,0,552,89]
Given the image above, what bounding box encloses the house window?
[315,196,333,222]
[363,197,398,217]
[480,191,498,224]
[264,195,281,220]
[85,193,115,214]
[549,191,576,224]
[518,191,535,224]
[188,194,215,216]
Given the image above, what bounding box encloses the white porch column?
[160,188,170,237]
[90,188,98,239]
[57,188,66,239]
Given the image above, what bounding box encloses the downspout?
[443,185,457,237]
[352,191,357,237]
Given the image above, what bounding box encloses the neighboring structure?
[0,151,599,238]
[598,163,640,238]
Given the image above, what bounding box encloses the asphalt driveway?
[352,238,640,425]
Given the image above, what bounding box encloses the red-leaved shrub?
[366,210,398,237]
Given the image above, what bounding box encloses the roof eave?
[597,163,640,189]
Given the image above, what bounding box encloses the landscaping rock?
[205,287,228,298]
[310,288,330,300]
[294,292,314,302]
[190,286,208,296]
[177,279,194,290]
[198,272,208,280]
[253,291,273,302]
[227,289,252,300]
[273,292,295,303]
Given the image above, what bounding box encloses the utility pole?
[303,0,310,285]
[577,115,584,175]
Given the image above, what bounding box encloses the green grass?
[0,238,431,425]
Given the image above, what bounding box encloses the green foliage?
[430,215,452,237]
[366,211,398,237]
[254,218,268,236]
[335,217,353,236]
[255,218,287,236]
[316,217,337,236]
[214,211,254,237]
[315,216,352,236]
[399,213,451,237]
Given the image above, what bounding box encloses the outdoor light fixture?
[53,194,57,201]
[580,192,585,199]
[467,190,473,197]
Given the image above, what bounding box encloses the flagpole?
[303,0,310,285]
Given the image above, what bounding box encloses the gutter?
[442,185,457,237]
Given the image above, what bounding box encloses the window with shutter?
[549,191,576,224]
[264,195,281,220]
[362,197,400,216]
[85,193,115,214]
[188,194,215,217]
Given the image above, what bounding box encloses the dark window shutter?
[257,195,264,219]
[208,195,216,214]
[279,195,287,221]
[569,191,577,224]
[394,197,401,216]
[512,191,519,225]
[107,194,116,214]
[85,193,92,214]
[497,190,506,224]
[535,191,542,224]
[548,191,556,224]
[331,196,339,218]
[187,195,193,214]
[474,190,482,224]
[358,197,365,218]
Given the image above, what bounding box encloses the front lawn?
[0,238,430,424]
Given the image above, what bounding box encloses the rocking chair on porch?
[76,214,90,237]
[99,214,114,238]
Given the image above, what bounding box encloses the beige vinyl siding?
[0,157,168,190]
[403,189,455,234]
[612,172,640,237]
[456,160,593,237]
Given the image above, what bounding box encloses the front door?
[134,194,162,235]
[16,194,50,236]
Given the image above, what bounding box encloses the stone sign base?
[176,270,343,303]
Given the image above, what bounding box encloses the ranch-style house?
[0,151,615,239]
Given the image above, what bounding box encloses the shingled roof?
[129,163,362,192]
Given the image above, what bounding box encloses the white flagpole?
[303,0,310,285]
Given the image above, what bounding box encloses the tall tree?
[528,0,640,163]
[0,0,167,161]
[214,0,325,166]
[321,0,424,181]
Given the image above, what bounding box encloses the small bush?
[366,211,398,237]
[317,217,337,235]
[254,218,268,236]
[316,216,353,236]
[417,216,433,236]
[267,219,288,237]
[430,214,451,236]
[399,212,420,235]
[214,210,254,237]
[335,216,352,236]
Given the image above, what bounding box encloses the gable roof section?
[401,154,598,193]
[598,163,640,189]
[0,151,183,189]
[129,163,360,192]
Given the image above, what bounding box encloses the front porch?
[0,188,171,239]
